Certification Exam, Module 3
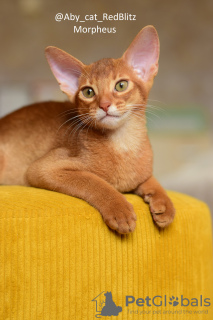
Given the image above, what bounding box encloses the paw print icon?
[169,296,179,306]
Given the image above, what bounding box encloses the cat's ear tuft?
[45,46,84,99]
[122,25,159,83]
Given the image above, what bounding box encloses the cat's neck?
[108,114,147,153]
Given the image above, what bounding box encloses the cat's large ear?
[45,46,84,100]
[122,26,159,83]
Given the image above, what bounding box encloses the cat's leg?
[134,176,175,228]
[26,148,136,234]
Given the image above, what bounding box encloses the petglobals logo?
[126,295,211,307]
[92,292,211,318]
[92,291,122,318]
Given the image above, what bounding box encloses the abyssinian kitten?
[0,25,175,234]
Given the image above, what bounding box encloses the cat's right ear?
[45,46,84,100]
[122,26,160,85]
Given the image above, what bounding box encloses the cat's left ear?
[122,25,159,83]
[45,46,84,100]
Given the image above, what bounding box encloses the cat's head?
[45,25,159,130]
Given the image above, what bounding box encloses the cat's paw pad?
[149,194,175,228]
[104,201,137,234]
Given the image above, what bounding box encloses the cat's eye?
[82,87,95,98]
[115,80,128,92]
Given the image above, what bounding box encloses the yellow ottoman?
[0,186,212,319]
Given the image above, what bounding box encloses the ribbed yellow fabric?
[0,186,212,319]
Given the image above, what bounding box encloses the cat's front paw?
[103,199,137,234]
[145,193,175,228]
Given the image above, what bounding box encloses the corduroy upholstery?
[0,186,212,319]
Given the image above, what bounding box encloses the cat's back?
[0,100,71,139]
[0,101,72,185]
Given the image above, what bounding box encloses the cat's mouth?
[100,114,120,120]
[95,108,129,129]
[97,113,122,129]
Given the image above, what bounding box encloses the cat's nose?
[99,101,111,112]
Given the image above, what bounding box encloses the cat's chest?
[82,128,152,192]
[109,125,142,154]
[108,149,145,192]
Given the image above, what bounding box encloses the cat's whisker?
[69,115,89,126]
[132,111,158,125]
[85,117,95,138]
[131,110,155,123]
[68,121,85,140]
[131,106,164,120]
[127,102,163,108]
[64,116,89,137]
[129,106,167,120]
[145,115,158,124]
[127,103,165,112]
[82,118,95,140]
[68,115,92,140]
[69,113,90,122]
[57,108,90,118]
[146,105,166,113]
[145,111,162,120]
[76,122,88,140]
[75,117,92,140]
[129,110,146,122]
[58,109,77,116]
[58,113,90,134]
[68,115,91,132]
[130,107,163,119]
[57,116,84,133]
[130,109,160,124]
[58,110,79,117]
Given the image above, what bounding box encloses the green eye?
[82,87,95,98]
[115,80,128,92]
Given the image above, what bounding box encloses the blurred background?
[0,0,213,220]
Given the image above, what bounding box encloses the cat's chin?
[98,114,124,130]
